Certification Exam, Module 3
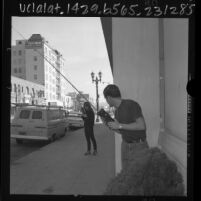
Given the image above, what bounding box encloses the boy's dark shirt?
[115,99,146,142]
[82,109,95,127]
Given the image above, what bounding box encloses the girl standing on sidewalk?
[81,102,97,156]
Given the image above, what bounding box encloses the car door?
[28,110,46,137]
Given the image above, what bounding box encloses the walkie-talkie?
[97,109,114,125]
[81,107,86,114]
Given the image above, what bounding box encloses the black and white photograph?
[2,0,195,200]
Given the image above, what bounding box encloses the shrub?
[104,147,184,196]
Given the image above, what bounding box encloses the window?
[34,65,37,70]
[14,84,17,92]
[19,68,22,73]
[47,110,60,120]
[32,111,42,119]
[18,50,22,56]
[26,87,29,94]
[34,74,37,80]
[18,41,22,45]
[34,56,37,61]
[19,110,30,119]
[14,68,17,73]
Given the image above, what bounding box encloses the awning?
[100,18,113,74]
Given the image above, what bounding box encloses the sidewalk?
[10,124,115,195]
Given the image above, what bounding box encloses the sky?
[12,17,113,104]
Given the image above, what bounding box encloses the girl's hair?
[83,102,93,112]
[103,84,121,98]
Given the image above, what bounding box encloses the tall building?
[11,34,66,105]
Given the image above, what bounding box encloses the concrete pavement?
[10,124,115,195]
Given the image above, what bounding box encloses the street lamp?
[91,71,102,122]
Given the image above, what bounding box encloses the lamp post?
[91,71,102,122]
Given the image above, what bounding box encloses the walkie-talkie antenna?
[12,27,97,111]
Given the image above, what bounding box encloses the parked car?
[11,104,69,144]
[67,111,84,129]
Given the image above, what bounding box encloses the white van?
[11,105,69,144]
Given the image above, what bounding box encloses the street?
[10,128,81,165]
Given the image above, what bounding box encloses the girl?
[81,102,97,155]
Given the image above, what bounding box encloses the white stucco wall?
[158,19,188,192]
[112,18,160,174]
[164,19,188,141]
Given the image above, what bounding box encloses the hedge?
[104,147,184,196]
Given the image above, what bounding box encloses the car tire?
[16,139,23,144]
[65,126,70,132]
[49,134,56,142]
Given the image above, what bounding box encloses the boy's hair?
[103,84,121,98]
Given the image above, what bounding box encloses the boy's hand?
[108,119,121,130]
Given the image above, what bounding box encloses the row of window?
[14,68,38,79]
[12,58,62,77]
[14,68,22,73]
[12,83,44,97]
[12,50,23,56]
[19,110,42,119]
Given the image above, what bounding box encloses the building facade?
[101,18,189,193]
[11,76,45,104]
[11,34,66,105]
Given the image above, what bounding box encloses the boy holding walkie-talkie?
[101,84,149,170]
